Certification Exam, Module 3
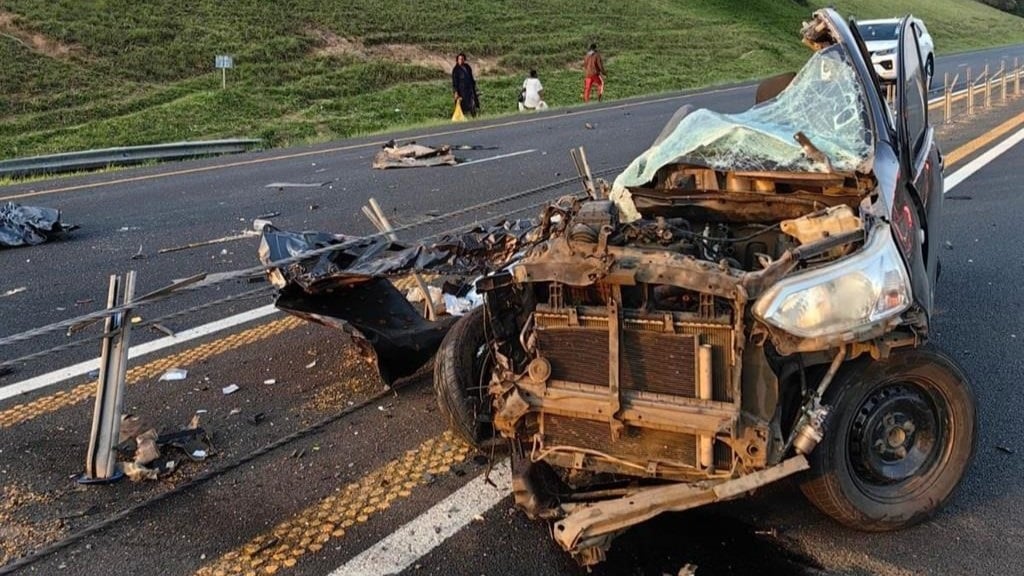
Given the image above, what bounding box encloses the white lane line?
[945,126,1024,192]
[330,460,512,576]
[455,149,536,167]
[0,304,278,401]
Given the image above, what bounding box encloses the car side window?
[902,22,927,160]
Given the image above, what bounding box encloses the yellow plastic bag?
[451,98,466,122]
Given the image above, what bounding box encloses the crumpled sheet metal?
[0,202,75,247]
[372,142,457,169]
[259,220,538,383]
[258,220,538,291]
[611,45,872,220]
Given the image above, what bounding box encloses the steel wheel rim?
[847,379,951,500]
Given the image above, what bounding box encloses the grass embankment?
[1,0,1023,159]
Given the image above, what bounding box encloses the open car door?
[894,15,943,316]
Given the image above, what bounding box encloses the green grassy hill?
[2,0,1023,159]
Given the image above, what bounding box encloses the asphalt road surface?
[1,44,1024,576]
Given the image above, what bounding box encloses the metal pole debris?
[81,271,137,483]
[363,198,438,321]
[570,147,597,199]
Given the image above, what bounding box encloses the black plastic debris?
[0,202,76,247]
[258,220,539,383]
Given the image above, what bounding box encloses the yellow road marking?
[194,431,470,576]
[0,90,725,203]
[943,109,1024,167]
[0,317,302,428]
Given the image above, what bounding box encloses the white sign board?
[215,55,234,69]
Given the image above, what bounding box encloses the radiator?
[534,310,734,401]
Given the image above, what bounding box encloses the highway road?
[3,43,1024,353]
[2,43,1024,576]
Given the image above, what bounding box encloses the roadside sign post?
[215,55,234,89]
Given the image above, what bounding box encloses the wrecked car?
[260,10,975,566]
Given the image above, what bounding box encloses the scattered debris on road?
[222,384,240,395]
[372,140,457,169]
[158,368,188,382]
[1,286,27,298]
[149,323,176,337]
[675,564,699,576]
[133,429,160,466]
[121,461,159,482]
[158,230,258,254]
[0,202,77,248]
[265,181,328,189]
[997,445,1016,455]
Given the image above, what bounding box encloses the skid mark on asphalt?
[194,431,470,576]
[0,317,302,428]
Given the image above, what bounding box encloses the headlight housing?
[875,47,896,56]
[753,224,912,339]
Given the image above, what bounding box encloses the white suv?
[856,17,935,83]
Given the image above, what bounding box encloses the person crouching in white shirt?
[519,70,548,111]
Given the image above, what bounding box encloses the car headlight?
[753,224,912,339]
[875,47,896,56]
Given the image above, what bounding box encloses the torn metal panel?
[259,221,537,383]
[0,202,76,248]
[275,278,457,384]
[372,141,457,169]
[258,220,537,291]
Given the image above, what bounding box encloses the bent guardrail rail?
[0,138,262,179]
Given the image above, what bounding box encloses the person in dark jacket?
[452,53,480,117]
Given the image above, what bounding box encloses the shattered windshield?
[612,45,873,195]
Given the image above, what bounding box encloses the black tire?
[799,345,977,531]
[926,55,935,86]
[433,306,493,448]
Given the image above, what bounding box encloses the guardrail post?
[1011,57,1019,96]
[1002,61,1008,104]
[942,72,950,124]
[968,67,974,115]
[79,271,136,484]
[984,64,991,109]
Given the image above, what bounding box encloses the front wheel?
[433,306,494,448]
[799,346,977,531]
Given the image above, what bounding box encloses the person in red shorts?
[582,43,605,102]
